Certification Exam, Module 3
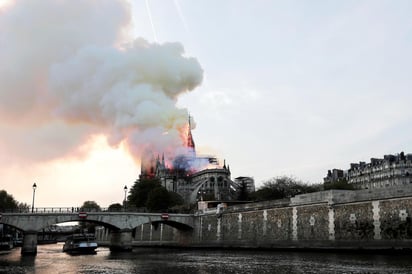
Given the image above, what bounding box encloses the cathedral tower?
[187,115,196,156]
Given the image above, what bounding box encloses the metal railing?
[0,207,148,214]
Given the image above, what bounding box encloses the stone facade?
[334,202,374,241]
[296,204,329,241]
[380,198,412,240]
[187,168,237,203]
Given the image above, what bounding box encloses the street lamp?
[123,185,128,210]
[31,183,37,213]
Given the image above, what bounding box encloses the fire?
[139,115,222,179]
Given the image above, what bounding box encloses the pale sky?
[0,0,411,207]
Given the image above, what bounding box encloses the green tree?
[128,178,162,208]
[168,191,184,207]
[0,190,19,211]
[80,200,101,211]
[168,192,189,213]
[128,177,186,212]
[146,187,170,212]
[108,203,123,212]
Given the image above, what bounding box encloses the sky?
[0,0,411,207]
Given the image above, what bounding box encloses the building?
[324,152,412,189]
[234,176,255,193]
[323,169,345,184]
[139,117,239,203]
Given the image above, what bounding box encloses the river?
[1,244,412,273]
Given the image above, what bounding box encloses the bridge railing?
[0,207,153,214]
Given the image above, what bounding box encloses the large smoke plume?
[0,0,203,165]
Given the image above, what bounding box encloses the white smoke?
[0,0,203,163]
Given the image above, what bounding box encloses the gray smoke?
[0,0,203,164]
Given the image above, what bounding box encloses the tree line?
[249,175,353,201]
[77,178,187,213]
[0,190,29,212]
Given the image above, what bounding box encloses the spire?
[187,114,195,152]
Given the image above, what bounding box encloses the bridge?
[0,208,194,255]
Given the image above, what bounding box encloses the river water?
[1,244,412,274]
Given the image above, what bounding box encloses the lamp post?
[123,185,128,211]
[31,183,37,213]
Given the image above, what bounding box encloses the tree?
[128,177,186,212]
[18,202,30,212]
[252,176,322,201]
[237,181,250,201]
[78,201,101,233]
[0,190,19,211]
[80,200,101,211]
[108,203,123,212]
[324,178,354,190]
[128,178,162,208]
[168,191,184,207]
[146,187,170,212]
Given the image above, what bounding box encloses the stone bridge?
[0,210,194,255]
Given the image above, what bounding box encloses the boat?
[0,234,14,250]
[62,233,98,254]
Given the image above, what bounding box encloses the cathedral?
[139,117,239,204]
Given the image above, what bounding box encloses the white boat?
[63,234,98,254]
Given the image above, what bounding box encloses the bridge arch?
[0,222,24,233]
[150,220,193,231]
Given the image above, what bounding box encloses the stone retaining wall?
[132,187,412,250]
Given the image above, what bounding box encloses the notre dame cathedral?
[139,117,240,204]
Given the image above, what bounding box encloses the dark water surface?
[0,243,412,274]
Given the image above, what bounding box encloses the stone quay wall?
[132,185,412,250]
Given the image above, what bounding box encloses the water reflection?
[1,244,412,274]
